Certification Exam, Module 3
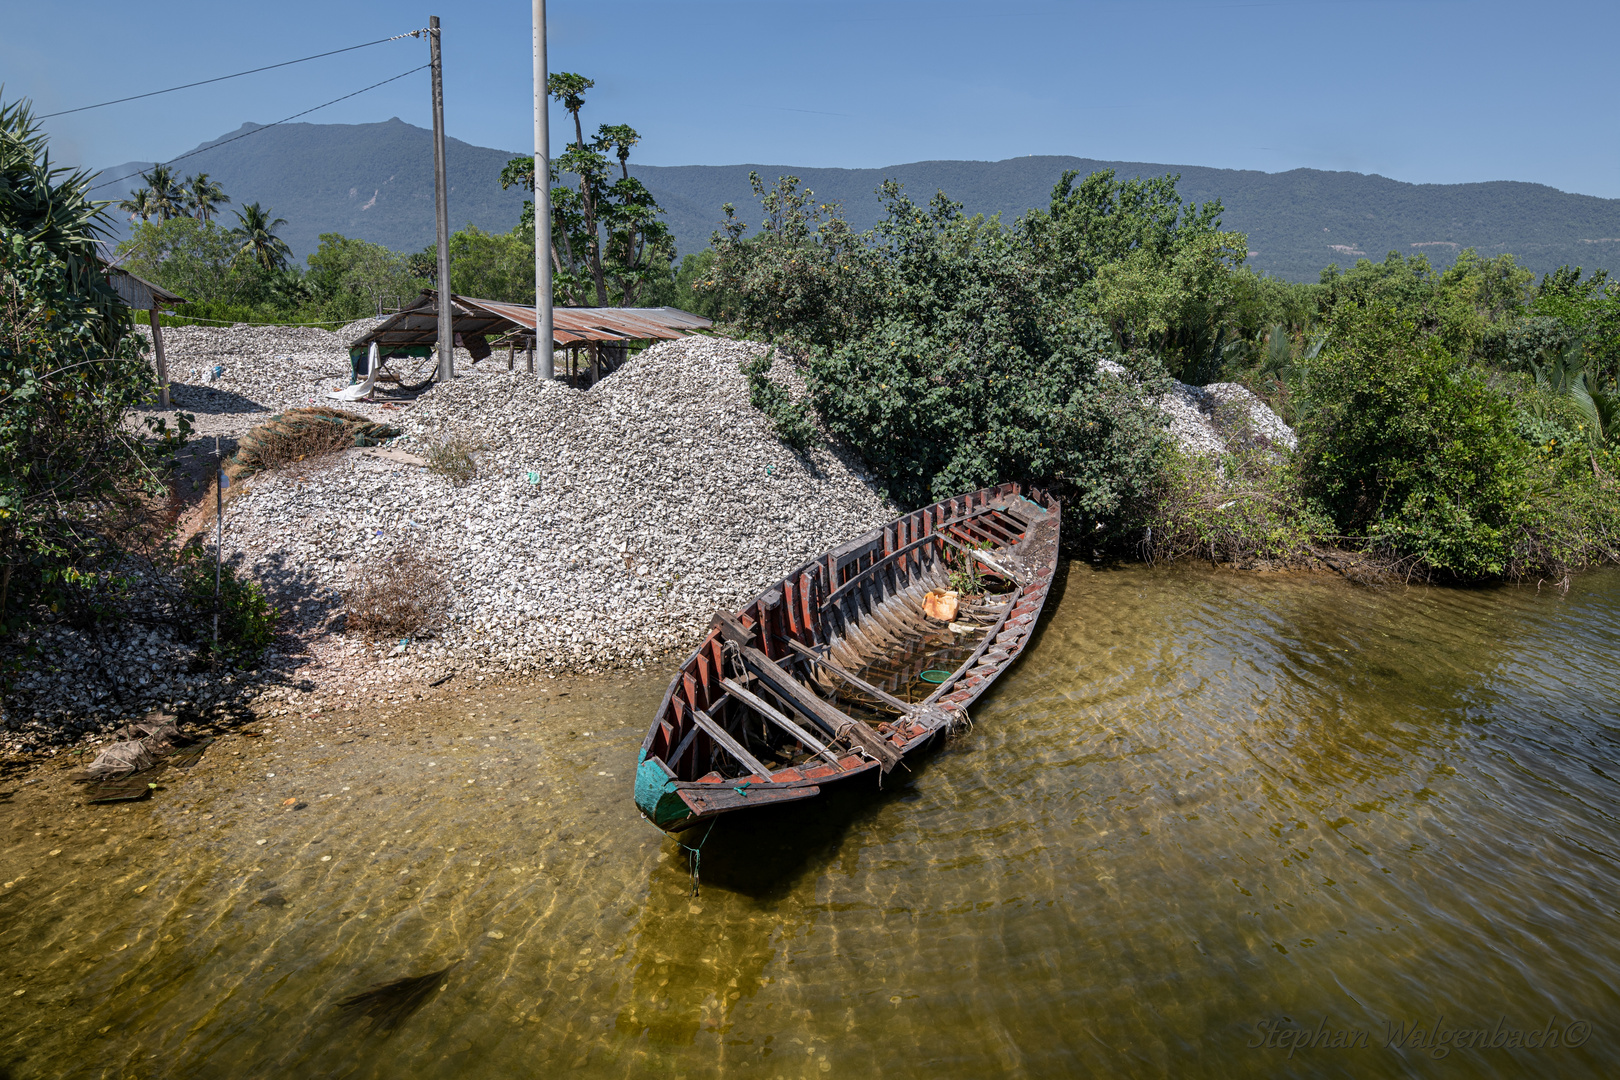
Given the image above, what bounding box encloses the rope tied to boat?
[680,820,718,898]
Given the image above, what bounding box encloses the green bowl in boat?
[918,669,953,684]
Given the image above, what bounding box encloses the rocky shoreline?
[3,323,1296,759]
[3,330,895,757]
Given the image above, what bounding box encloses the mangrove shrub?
[708,178,1168,515]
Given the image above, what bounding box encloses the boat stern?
[634,749,695,832]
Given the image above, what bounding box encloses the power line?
[90,65,430,193]
[39,30,427,118]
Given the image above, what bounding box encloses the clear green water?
[3,565,1619,1078]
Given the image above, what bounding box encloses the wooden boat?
[634,482,1061,833]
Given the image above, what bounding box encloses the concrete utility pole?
[533,0,554,379]
[430,15,454,382]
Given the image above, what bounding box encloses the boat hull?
[634,482,1060,833]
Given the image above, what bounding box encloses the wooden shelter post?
[148,307,170,409]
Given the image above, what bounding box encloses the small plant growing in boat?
[947,540,995,596]
[947,555,984,596]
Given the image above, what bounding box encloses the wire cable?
[39,30,427,118]
[90,65,430,193]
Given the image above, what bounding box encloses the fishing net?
[71,713,213,802]
[229,407,403,478]
[82,739,157,779]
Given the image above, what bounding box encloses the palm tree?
[231,202,292,270]
[118,187,156,223]
[137,164,185,220]
[183,172,230,222]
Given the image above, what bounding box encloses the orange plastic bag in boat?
[923,589,960,622]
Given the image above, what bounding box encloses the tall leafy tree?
[116,216,263,306]
[182,172,230,222]
[1,96,128,354]
[305,232,422,317]
[499,73,671,306]
[231,201,291,270]
[596,123,673,306]
[549,73,608,305]
[1018,169,1246,377]
[706,175,1168,512]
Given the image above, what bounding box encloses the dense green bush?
[2,223,185,637]
[1296,305,1617,578]
[1136,412,1333,566]
[176,543,279,663]
[446,225,535,304]
[742,352,818,452]
[708,179,1169,515]
[805,198,1169,512]
[305,232,424,319]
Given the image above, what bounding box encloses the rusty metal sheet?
[348,290,712,350]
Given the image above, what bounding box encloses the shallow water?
[4,565,1619,1078]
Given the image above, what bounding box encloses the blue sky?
[8,0,1618,196]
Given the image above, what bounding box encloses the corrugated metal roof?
[101,264,186,310]
[350,291,712,351]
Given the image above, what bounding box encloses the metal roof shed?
[348,290,712,383]
[102,263,186,409]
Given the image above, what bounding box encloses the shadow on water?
[336,961,461,1036]
[678,768,913,900]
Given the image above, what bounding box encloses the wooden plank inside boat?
[634,482,1061,833]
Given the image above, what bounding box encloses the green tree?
[500,73,672,306]
[1531,266,1620,387]
[704,172,863,350]
[182,172,230,222]
[304,232,421,317]
[638,250,724,317]
[1019,169,1226,292]
[814,183,1169,512]
[1086,227,1250,379]
[2,96,127,354]
[1017,169,1247,378]
[1297,304,1533,577]
[710,175,1168,513]
[231,201,291,270]
[406,246,438,286]
[117,216,266,306]
[118,187,156,224]
[447,225,534,304]
[2,97,188,636]
[136,164,185,221]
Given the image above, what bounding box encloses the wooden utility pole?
[533,0,554,379]
[430,15,454,382]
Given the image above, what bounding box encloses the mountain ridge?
[95,119,1620,283]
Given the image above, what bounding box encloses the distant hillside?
[98,118,530,262]
[97,120,1620,282]
[637,158,1620,284]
